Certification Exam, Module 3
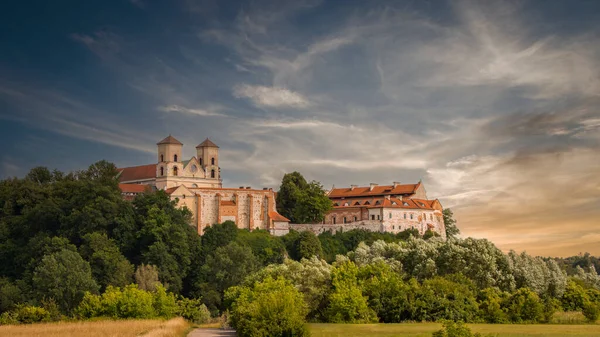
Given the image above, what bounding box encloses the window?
[403,202,409,206]
[371,215,375,220]
[173,166,178,176]
[199,158,203,165]
[190,164,198,173]
[404,213,407,219]
[389,212,392,219]
[174,154,178,162]
[410,214,413,220]
[393,225,395,230]
[354,201,361,206]
[343,217,347,224]
[192,184,198,188]
[430,214,433,221]
[211,169,215,178]
[344,202,349,206]
[354,216,357,221]
[160,154,164,162]
[333,217,336,224]
[211,157,215,165]
[160,167,164,176]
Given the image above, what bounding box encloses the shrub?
[227,277,309,337]
[503,288,544,323]
[13,305,51,324]
[0,311,19,325]
[325,260,377,323]
[153,284,177,318]
[582,301,600,323]
[432,320,483,337]
[477,288,508,323]
[176,297,211,324]
[75,284,178,319]
[416,275,479,322]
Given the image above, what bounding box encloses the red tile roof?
[165,187,179,195]
[331,196,439,210]
[117,164,156,182]
[196,138,219,148]
[269,211,290,222]
[157,135,183,145]
[328,183,420,198]
[119,184,150,193]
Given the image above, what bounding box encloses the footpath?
[187,328,237,337]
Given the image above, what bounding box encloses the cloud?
[158,104,228,117]
[233,85,310,108]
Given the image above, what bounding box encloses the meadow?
[309,322,600,337]
[0,317,189,337]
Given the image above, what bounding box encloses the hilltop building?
[118,135,446,238]
[321,182,445,237]
[117,135,290,234]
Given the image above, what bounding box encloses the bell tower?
[196,138,220,185]
[157,135,183,180]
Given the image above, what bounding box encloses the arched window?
[211,157,215,165]
[174,154,178,162]
[199,158,203,165]
[173,166,178,176]
[410,213,413,220]
[160,154,164,162]
[333,217,336,224]
[211,169,215,178]
[192,183,198,188]
[160,167,164,176]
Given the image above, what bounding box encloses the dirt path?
[187,328,237,337]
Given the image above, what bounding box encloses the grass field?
[0,317,190,337]
[309,323,600,337]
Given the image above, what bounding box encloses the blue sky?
[1,0,599,256]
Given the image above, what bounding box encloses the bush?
[432,320,483,337]
[153,285,177,318]
[227,277,309,337]
[582,301,600,323]
[176,297,211,324]
[325,260,377,323]
[477,288,508,323]
[416,275,479,322]
[504,288,544,323]
[0,305,50,325]
[75,284,179,319]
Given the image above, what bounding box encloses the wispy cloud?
[158,104,228,117]
[233,85,310,108]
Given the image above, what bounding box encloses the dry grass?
[0,317,190,337]
[551,311,588,324]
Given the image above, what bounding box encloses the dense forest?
[0,161,599,335]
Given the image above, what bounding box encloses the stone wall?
[280,220,384,236]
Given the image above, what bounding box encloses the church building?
[117,135,290,234]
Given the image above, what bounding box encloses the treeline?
[1,161,599,333]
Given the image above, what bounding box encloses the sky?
[1,0,599,257]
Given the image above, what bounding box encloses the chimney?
[246,186,251,189]
[350,184,358,191]
[263,188,268,190]
[239,186,244,189]
[369,183,378,191]
[393,181,401,188]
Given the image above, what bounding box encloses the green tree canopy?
[32,249,98,313]
[276,172,332,223]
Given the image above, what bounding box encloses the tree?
[134,264,161,291]
[79,232,134,290]
[276,172,332,223]
[32,249,98,313]
[196,242,260,312]
[227,277,309,337]
[276,172,308,222]
[503,288,544,323]
[443,208,460,239]
[325,260,377,323]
